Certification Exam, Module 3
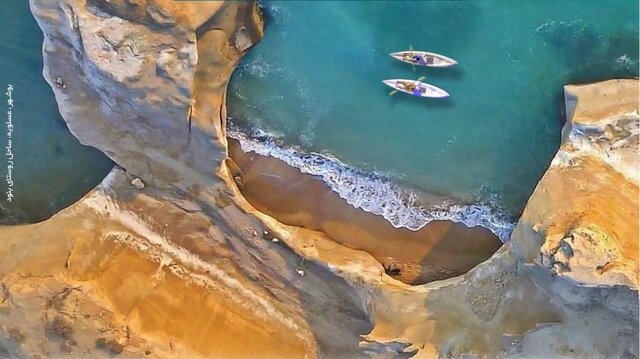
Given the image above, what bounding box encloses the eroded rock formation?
[0,0,637,358]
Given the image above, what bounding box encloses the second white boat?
[383,79,449,98]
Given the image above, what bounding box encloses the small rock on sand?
[131,178,145,190]
[54,76,66,89]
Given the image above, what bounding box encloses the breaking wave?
[228,127,515,242]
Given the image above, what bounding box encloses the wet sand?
[228,139,502,284]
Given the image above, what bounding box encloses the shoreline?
[228,137,503,285]
[228,127,515,241]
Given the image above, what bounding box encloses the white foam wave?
[615,54,637,70]
[229,129,515,242]
[239,55,281,78]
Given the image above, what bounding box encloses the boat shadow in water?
[387,92,455,109]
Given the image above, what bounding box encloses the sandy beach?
[229,138,502,285]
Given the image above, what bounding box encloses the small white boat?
[383,79,449,98]
[390,51,457,67]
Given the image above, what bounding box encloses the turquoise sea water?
[228,0,639,239]
[0,2,113,224]
[0,1,637,234]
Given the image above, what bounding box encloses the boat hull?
[390,51,457,67]
[383,79,449,98]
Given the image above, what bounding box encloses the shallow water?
[228,0,639,237]
[0,2,113,224]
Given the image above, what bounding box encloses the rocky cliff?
[514,79,638,288]
[0,1,637,358]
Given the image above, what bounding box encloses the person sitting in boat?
[399,81,415,92]
[412,86,422,96]
[412,54,427,65]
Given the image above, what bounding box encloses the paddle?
[389,76,425,96]
[410,44,416,72]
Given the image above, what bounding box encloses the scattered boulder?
[54,76,66,89]
[131,178,145,190]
